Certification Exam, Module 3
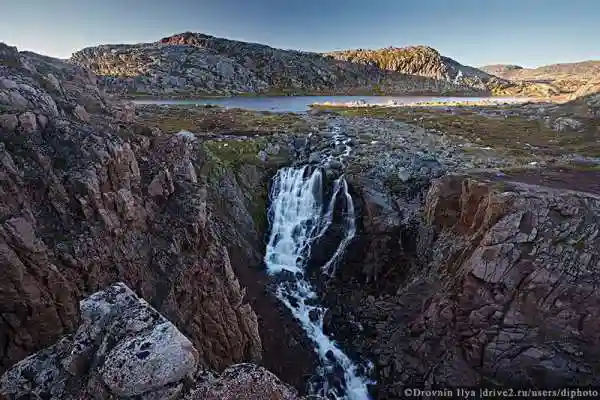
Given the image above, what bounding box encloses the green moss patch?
[138,105,310,135]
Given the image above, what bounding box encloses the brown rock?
[0,43,265,377]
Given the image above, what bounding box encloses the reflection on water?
[133,95,526,113]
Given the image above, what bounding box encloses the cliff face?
[0,42,268,375]
[5,38,600,399]
[69,32,497,97]
[418,175,600,386]
[324,171,600,397]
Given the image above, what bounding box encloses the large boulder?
[0,283,299,400]
[0,283,198,399]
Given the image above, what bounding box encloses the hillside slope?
[70,32,510,97]
[326,46,499,89]
[482,60,600,95]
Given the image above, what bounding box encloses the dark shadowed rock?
[0,43,262,375]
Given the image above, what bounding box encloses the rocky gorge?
[2,38,600,399]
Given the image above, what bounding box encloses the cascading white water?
[264,165,372,400]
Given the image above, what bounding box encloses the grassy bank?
[313,105,600,157]
[137,105,313,135]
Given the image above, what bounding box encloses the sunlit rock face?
[69,32,499,97]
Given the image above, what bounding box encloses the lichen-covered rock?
[17,111,37,133]
[100,322,197,396]
[0,284,298,400]
[0,283,199,399]
[184,363,298,400]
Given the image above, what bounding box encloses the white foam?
[264,166,372,399]
[176,130,197,140]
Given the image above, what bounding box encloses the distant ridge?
[70,32,523,98]
[481,61,600,95]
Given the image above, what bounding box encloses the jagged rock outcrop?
[69,32,498,97]
[326,45,504,92]
[0,42,263,375]
[0,283,299,400]
[327,172,600,397]
[413,175,600,386]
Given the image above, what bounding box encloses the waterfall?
[264,165,372,400]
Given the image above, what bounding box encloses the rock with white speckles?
[101,322,197,396]
[0,283,297,400]
[0,283,198,399]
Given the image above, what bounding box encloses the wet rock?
[308,309,321,323]
[308,152,322,164]
[325,159,343,170]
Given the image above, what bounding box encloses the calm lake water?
[133,95,526,113]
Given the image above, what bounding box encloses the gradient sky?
[1,0,598,68]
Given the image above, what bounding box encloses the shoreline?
[116,92,553,102]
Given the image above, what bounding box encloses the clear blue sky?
[0,0,598,68]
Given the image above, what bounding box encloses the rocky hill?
[482,60,600,95]
[479,64,524,75]
[326,45,502,91]
[70,32,510,97]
